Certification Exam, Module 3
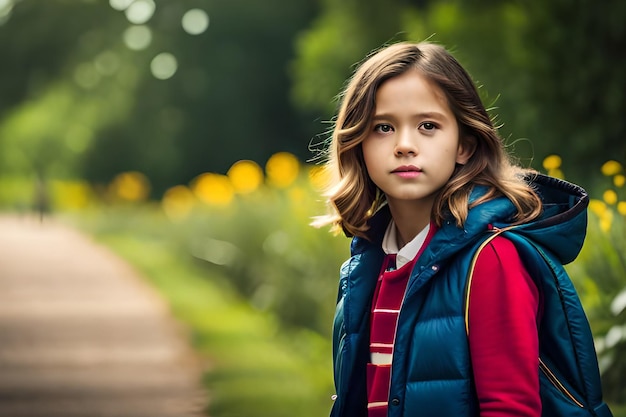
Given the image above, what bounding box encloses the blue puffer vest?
[330,175,610,417]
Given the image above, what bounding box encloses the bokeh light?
[192,173,234,206]
[150,53,177,80]
[542,154,564,178]
[109,171,151,202]
[123,25,152,51]
[266,152,299,188]
[109,0,133,11]
[227,160,264,194]
[601,160,623,177]
[614,175,625,188]
[162,185,195,221]
[603,189,618,206]
[589,199,606,216]
[51,180,92,210]
[182,9,209,35]
[542,154,562,170]
[549,168,564,179]
[74,63,100,89]
[125,0,155,24]
[599,210,614,232]
[589,199,613,232]
[0,0,14,24]
[308,165,330,191]
[94,51,120,76]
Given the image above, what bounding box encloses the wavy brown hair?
[314,41,542,238]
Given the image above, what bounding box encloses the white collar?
[382,221,430,269]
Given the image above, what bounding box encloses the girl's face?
[362,70,472,211]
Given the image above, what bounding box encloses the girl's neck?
[387,198,433,248]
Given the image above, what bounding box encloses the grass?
[90,224,334,417]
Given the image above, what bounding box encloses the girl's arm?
[469,236,542,417]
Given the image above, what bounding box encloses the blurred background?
[0,0,624,416]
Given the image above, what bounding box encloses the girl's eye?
[374,124,393,134]
[420,122,437,131]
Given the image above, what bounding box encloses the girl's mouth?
[391,165,422,178]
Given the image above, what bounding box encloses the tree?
[291,1,537,165]
[83,0,320,194]
[0,0,137,207]
[0,0,319,196]
[521,0,626,186]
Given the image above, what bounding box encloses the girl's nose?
[394,130,418,156]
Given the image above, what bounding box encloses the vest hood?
[504,174,589,265]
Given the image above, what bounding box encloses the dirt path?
[0,215,207,417]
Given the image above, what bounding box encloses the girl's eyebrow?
[372,111,448,121]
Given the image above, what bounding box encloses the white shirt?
[381,221,431,269]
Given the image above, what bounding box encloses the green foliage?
[0,1,124,113]
[580,213,626,406]
[569,166,626,408]
[82,220,334,417]
[400,1,535,153]
[0,0,318,195]
[2,0,624,196]
[0,1,138,180]
[521,0,626,183]
[0,78,137,178]
[291,0,538,158]
[0,175,40,211]
[291,0,626,183]
[290,0,410,118]
[63,165,350,335]
[162,175,349,334]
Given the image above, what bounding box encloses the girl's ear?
[456,135,477,165]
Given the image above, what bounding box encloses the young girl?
[315,42,608,417]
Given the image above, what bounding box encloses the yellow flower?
[227,160,264,194]
[266,152,300,188]
[110,171,150,202]
[542,155,562,170]
[601,160,623,176]
[599,209,613,233]
[590,199,614,232]
[162,185,195,221]
[588,199,607,218]
[603,189,618,205]
[548,168,564,179]
[618,201,626,216]
[51,180,92,210]
[192,173,234,206]
[614,174,625,188]
[308,165,331,191]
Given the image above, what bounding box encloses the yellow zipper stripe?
[539,358,584,407]
[464,228,505,334]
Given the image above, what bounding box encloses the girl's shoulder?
[472,235,537,292]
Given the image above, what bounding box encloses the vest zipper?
[539,358,584,408]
